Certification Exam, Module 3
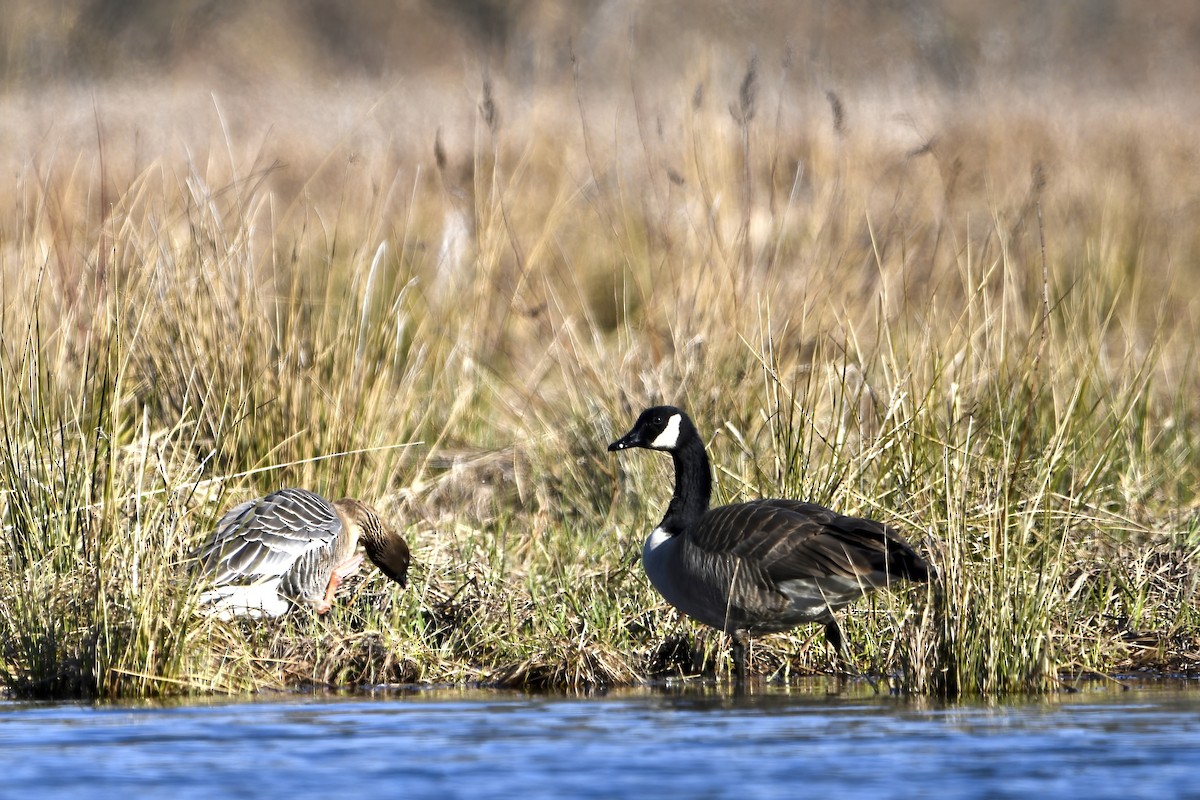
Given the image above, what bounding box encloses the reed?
[1,67,1197,699]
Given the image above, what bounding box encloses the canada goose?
[195,488,411,620]
[608,405,929,682]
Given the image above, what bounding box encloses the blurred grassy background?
[4,0,1200,90]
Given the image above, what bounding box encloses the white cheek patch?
[649,413,682,449]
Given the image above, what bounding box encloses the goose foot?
[825,620,879,694]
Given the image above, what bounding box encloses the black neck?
[658,434,712,535]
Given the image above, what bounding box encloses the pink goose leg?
[314,553,365,614]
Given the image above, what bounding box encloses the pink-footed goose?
[196,488,410,620]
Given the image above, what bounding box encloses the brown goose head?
[333,498,411,588]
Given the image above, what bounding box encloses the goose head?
[608,405,694,452]
[333,498,412,588]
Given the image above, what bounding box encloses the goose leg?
[731,631,748,684]
[824,619,879,694]
[315,553,365,614]
[824,619,847,668]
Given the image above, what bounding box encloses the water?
[2,680,1199,799]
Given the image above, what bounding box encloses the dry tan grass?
[1,65,1198,698]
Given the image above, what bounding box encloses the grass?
[1,68,1198,700]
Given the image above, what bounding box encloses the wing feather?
[689,500,927,586]
[196,488,343,586]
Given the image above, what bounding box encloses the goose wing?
[692,500,927,584]
[195,488,344,586]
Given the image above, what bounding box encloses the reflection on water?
[2,679,1199,799]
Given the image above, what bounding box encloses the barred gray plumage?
[195,488,410,620]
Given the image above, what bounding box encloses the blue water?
[2,680,1199,799]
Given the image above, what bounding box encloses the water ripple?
[2,683,1199,799]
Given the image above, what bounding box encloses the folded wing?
[693,500,928,587]
[195,488,343,586]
